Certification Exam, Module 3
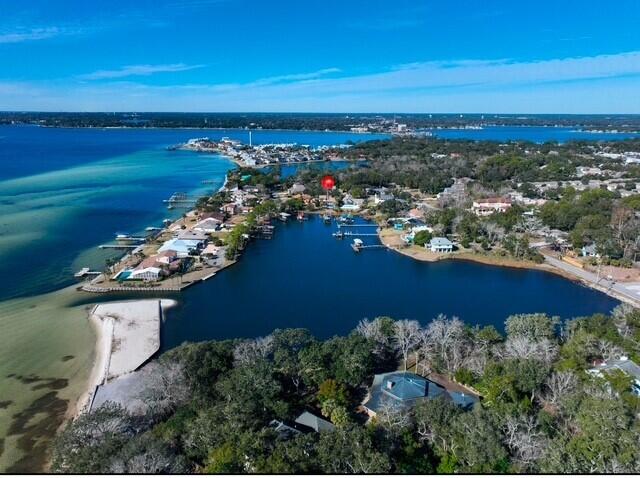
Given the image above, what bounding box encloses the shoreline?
[74,299,178,420]
[73,306,112,416]
[377,228,639,308]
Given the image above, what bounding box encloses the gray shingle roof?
[294,411,335,432]
[598,358,640,380]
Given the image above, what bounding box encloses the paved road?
[543,253,640,305]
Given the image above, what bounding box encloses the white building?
[193,217,221,233]
[472,197,512,216]
[129,266,162,281]
[427,237,454,253]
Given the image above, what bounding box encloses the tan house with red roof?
[471,197,512,216]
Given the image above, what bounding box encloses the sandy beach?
[74,299,177,418]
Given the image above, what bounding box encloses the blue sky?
[1,0,640,113]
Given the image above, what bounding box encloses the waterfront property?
[158,238,202,257]
[427,237,454,253]
[363,371,479,416]
[160,216,619,351]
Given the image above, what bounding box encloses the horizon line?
[2,110,640,116]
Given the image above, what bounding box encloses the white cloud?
[0,27,61,44]
[248,68,341,86]
[2,51,640,113]
[77,63,206,80]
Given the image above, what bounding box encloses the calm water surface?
[0,125,623,471]
[159,216,619,350]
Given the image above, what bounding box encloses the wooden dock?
[337,223,379,228]
[352,244,387,252]
[342,231,379,236]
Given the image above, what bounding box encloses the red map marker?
[321,175,335,191]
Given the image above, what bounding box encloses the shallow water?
[0,126,386,471]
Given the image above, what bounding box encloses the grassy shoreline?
[376,226,629,303]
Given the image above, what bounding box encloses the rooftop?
[364,371,479,415]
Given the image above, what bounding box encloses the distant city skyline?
[1,0,640,113]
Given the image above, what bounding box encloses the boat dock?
[341,231,379,236]
[74,267,102,278]
[352,244,387,252]
[98,244,139,249]
[337,223,380,228]
[163,192,197,205]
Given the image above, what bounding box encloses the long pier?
[337,223,379,228]
[98,244,138,249]
[342,232,379,236]
[351,244,387,252]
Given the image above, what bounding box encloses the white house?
[427,237,454,253]
[129,266,162,281]
[193,217,221,233]
[158,238,201,257]
[341,193,365,212]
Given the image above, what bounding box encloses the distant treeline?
[2,112,640,131]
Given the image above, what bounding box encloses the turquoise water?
[0,125,620,472]
[0,126,387,301]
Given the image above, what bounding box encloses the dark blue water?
[427,126,640,143]
[160,216,618,348]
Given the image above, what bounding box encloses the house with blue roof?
[363,371,478,416]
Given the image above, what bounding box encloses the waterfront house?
[341,193,365,212]
[158,238,200,257]
[472,197,512,216]
[201,243,220,258]
[363,371,478,417]
[177,230,209,242]
[427,237,454,253]
[129,266,163,281]
[201,211,226,222]
[193,217,221,233]
[588,356,640,396]
[155,250,178,265]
